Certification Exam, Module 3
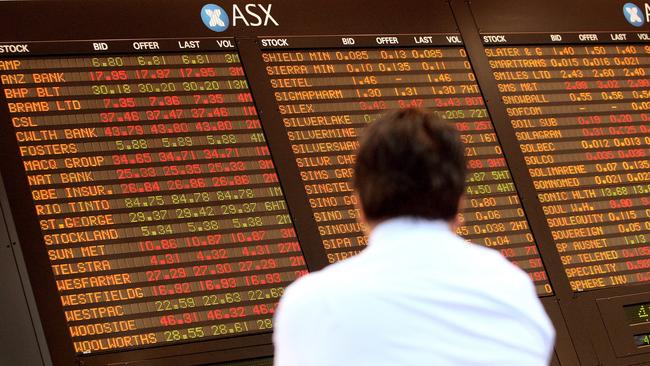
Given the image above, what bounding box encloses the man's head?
[353,108,467,225]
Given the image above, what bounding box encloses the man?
[273,108,555,366]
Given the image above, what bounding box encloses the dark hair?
[353,108,467,222]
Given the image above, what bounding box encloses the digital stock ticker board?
[485,43,650,293]
[1,51,309,355]
[261,44,552,295]
[0,0,649,366]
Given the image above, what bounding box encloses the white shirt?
[273,217,555,366]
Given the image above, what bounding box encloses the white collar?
[368,217,454,249]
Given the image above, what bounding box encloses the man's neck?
[365,216,457,235]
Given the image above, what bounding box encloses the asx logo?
[623,2,649,27]
[201,3,278,32]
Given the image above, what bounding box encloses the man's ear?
[353,190,373,234]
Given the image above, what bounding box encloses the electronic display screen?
[634,333,650,347]
[0,50,308,354]
[5,0,650,364]
[625,302,650,325]
[261,41,553,295]
[485,42,650,292]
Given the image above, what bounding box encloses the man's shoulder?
[440,234,534,291]
[278,254,371,320]
[281,270,328,305]
[454,235,523,271]
[283,256,364,300]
